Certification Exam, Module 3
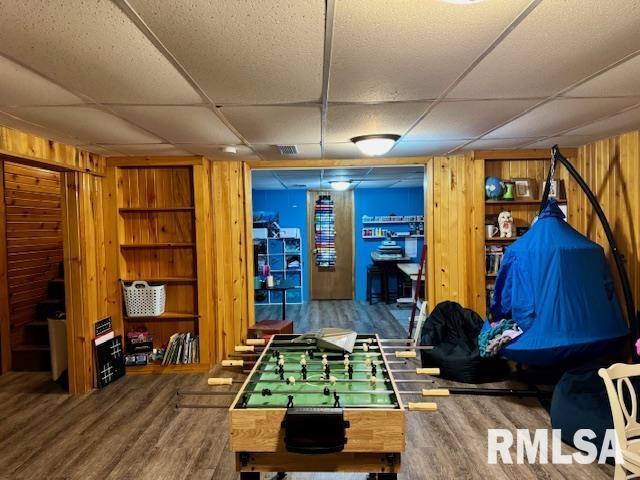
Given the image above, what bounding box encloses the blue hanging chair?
[485,199,629,365]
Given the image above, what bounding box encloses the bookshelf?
[254,235,303,305]
[483,156,569,313]
[112,164,208,374]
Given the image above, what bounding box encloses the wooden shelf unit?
[483,156,569,313]
[107,163,211,374]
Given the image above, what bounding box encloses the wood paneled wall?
[210,159,251,362]
[3,162,63,344]
[426,154,485,314]
[62,171,109,392]
[571,131,640,311]
[1,125,104,175]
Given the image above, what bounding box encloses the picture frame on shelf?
[513,177,537,200]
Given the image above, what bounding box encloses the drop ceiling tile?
[0,1,201,104]
[323,168,372,177]
[484,98,640,139]
[0,56,83,106]
[0,111,82,146]
[450,1,640,98]
[128,1,324,103]
[406,100,539,140]
[390,140,468,156]
[369,166,424,175]
[464,138,542,149]
[355,180,397,188]
[110,106,240,144]
[521,136,597,149]
[330,0,531,102]
[253,144,322,160]
[223,106,321,144]
[323,142,369,159]
[566,55,640,97]
[177,144,256,159]
[78,145,124,156]
[99,144,192,156]
[273,170,321,178]
[326,103,428,143]
[564,105,640,138]
[4,106,162,144]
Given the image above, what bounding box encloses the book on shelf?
[162,332,200,365]
[485,245,505,275]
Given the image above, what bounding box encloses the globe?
[485,176,504,200]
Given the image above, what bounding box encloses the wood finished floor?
[0,300,612,480]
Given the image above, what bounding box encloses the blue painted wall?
[354,188,424,301]
[252,189,309,301]
[252,187,424,303]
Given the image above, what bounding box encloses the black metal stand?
[542,145,638,362]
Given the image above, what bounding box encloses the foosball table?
[207,333,442,479]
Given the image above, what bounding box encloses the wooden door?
[307,190,354,300]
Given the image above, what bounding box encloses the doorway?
[250,165,426,334]
[307,189,354,300]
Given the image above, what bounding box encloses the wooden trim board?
[0,161,10,373]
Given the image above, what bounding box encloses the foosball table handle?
[246,338,266,346]
[408,402,438,412]
[235,345,254,352]
[207,377,234,386]
[416,367,440,375]
[395,350,417,358]
[422,388,450,397]
[222,359,244,367]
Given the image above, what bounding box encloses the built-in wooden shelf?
[120,243,195,249]
[126,362,210,375]
[118,206,195,212]
[362,234,424,239]
[485,237,520,243]
[486,198,567,206]
[123,312,200,321]
[120,277,197,284]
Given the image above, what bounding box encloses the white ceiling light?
[221,145,237,154]
[351,134,401,156]
[330,180,351,191]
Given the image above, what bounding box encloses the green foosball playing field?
[244,347,399,408]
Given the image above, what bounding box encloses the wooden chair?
[598,363,640,479]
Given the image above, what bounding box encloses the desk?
[396,263,425,308]
[255,279,296,320]
[370,252,410,304]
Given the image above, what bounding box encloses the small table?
[396,263,425,308]
[255,279,296,320]
[370,252,411,304]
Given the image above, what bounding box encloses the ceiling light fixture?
[330,180,351,191]
[221,146,237,154]
[351,134,400,156]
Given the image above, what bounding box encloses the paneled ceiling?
[252,166,425,190]
[0,0,639,159]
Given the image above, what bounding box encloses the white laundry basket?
[122,281,166,317]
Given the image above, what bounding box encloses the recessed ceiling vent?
[277,145,298,155]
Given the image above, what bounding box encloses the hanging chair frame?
[542,145,637,363]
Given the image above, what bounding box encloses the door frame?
[0,153,101,393]
[244,157,431,324]
[306,188,355,300]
